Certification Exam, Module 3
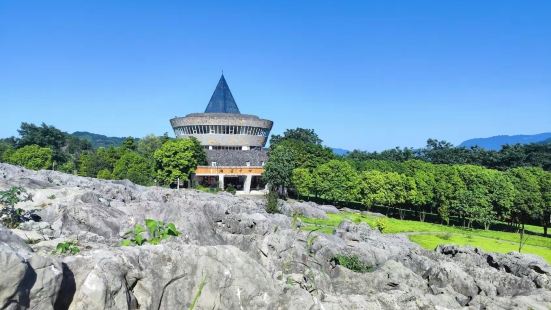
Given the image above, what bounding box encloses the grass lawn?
[300,212,551,263]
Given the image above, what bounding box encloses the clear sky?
[1,1,550,151]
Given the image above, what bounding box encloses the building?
[170,74,273,194]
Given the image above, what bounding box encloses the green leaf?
[134,234,146,245]
[166,223,180,236]
[149,237,160,245]
[133,224,146,235]
[70,246,80,254]
[120,239,133,246]
[145,219,159,238]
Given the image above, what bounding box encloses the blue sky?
[1,1,550,151]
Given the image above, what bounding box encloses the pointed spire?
[204,74,240,114]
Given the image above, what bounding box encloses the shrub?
[225,184,237,195]
[265,190,280,214]
[0,187,36,228]
[55,241,80,255]
[332,254,372,273]
[121,219,180,246]
[7,145,52,170]
[439,232,453,240]
[375,218,387,233]
[97,169,112,180]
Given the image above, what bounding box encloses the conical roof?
[204,74,240,114]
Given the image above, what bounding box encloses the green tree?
[291,167,314,199]
[112,152,154,185]
[153,138,205,186]
[7,145,53,170]
[97,169,112,180]
[433,165,466,225]
[507,167,544,229]
[137,134,167,159]
[270,128,322,146]
[312,160,359,203]
[263,145,298,196]
[358,170,396,209]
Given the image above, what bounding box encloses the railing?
[195,166,264,175]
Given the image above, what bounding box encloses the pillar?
[244,175,252,194]
[218,174,225,189]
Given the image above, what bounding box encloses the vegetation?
[265,190,280,214]
[6,145,53,170]
[55,241,80,255]
[153,138,206,187]
[188,274,207,310]
[0,187,33,228]
[331,254,372,273]
[0,123,206,187]
[300,212,551,263]
[121,219,180,246]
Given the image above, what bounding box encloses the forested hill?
[71,131,126,148]
[460,132,551,150]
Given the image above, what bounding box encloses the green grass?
[300,212,551,263]
[409,233,551,263]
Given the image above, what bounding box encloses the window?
[246,161,250,166]
[211,162,217,167]
[210,125,215,134]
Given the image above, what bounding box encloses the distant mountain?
[331,148,350,156]
[460,133,551,151]
[71,131,126,148]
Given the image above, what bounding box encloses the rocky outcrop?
[1,163,550,309]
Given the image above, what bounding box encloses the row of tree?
[345,138,551,171]
[0,123,206,186]
[263,128,551,234]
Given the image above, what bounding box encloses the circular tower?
[170,74,273,150]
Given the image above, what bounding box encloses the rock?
[1,163,551,309]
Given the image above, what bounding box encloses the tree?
[433,165,466,225]
[263,145,298,196]
[531,168,551,236]
[358,170,396,209]
[270,128,322,146]
[312,160,359,203]
[507,167,544,229]
[7,145,53,170]
[17,122,67,163]
[153,138,205,186]
[122,137,138,151]
[137,134,167,159]
[112,152,154,185]
[78,147,121,178]
[291,168,313,199]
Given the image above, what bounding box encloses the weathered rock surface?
[1,163,551,309]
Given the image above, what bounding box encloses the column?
[218,174,225,190]
[244,175,252,194]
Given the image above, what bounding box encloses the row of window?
[210,161,265,167]
[202,145,263,150]
[174,125,268,137]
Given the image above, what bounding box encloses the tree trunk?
[419,211,426,222]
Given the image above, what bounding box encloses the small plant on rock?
[121,219,180,246]
[55,241,80,255]
[375,218,387,233]
[331,254,372,273]
[0,186,37,228]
